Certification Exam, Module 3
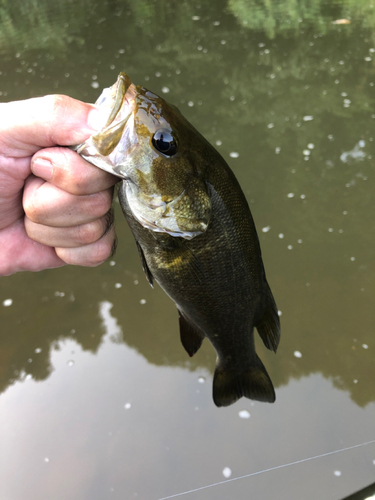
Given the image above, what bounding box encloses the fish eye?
[152,129,178,157]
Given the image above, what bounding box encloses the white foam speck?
[35,348,42,354]
[216,140,222,146]
[334,470,342,477]
[267,123,274,129]
[308,143,315,149]
[187,101,194,107]
[3,299,12,307]
[278,310,282,316]
[161,87,170,94]
[239,410,251,419]
[140,299,146,305]
[198,376,206,384]
[192,15,200,20]
[91,81,99,89]
[275,147,281,154]
[362,344,369,349]
[262,226,271,233]
[222,467,232,478]
[303,149,311,155]
[287,245,293,250]
[278,233,284,239]
[67,360,75,367]
[109,260,116,266]
[229,152,239,158]
[300,194,306,199]
[303,115,314,121]
[124,403,131,409]
[287,193,294,198]
[44,457,50,463]
[294,351,302,358]
[350,257,356,261]
[115,283,122,289]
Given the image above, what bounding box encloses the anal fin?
[136,241,154,288]
[178,310,205,357]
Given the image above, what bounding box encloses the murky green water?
[1,1,375,499]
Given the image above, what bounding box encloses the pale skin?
[0,94,119,276]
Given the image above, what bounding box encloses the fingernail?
[87,106,107,132]
[32,157,53,180]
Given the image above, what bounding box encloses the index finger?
[31,146,119,195]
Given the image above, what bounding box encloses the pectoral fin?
[178,310,205,357]
[136,241,154,288]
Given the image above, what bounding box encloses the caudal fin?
[212,355,275,407]
[256,282,281,353]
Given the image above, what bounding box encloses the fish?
[74,72,281,407]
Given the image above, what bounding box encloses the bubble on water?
[328,228,334,233]
[350,257,356,261]
[229,152,239,158]
[275,147,281,154]
[287,193,294,198]
[221,40,226,45]
[278,310,282,316]
[359,139,365,147]
[300,194,306,199]
[308,143,315,149]
[216,140,222,146]
[353,379,358,384]
[155,72,161,77]
[35,348,42,354]
[187,101,194,107]
[91,81,99,89]
[278,233,284,239]
[262,226,271,233]
[3,299,12,307]
[287,245,293,250]
[373,459,375,465]
[198,376,206,384]
[161,87,170,94]
[124,403,131,409]
[28,358,33,363]
[334,470,342,477]
[134,280,139,285]
[26,374,32,381]
[140,299,146,305]
[192,15,200,20]
[303,115,314,121]
[67,360,75,367]
[365,56,372,62]
[222,467,232,478]
[294,351,302,358]
[44,457,50,463]
[267,123,274,128]
[303,149,311,155]
[115,283,122,289]
[239,410,251,419]
[54,291,65,297]
[298,239,303,244]
[362,344,369,349]
[109,260,116,266]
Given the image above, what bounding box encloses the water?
[1,1,375,499]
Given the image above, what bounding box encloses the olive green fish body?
[75,73,280,407]
[119,142,279,407]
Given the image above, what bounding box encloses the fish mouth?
[72,73,137,175]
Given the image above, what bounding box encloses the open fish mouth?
[72,73,137,177]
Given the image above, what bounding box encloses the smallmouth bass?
[75,73,281,407]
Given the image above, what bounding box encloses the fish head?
[75,72,212,239]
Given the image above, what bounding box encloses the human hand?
[0,95,118,276]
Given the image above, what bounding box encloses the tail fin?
[256,282,281,353]
[212,355,275,407]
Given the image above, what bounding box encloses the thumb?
[0,95,103,157]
